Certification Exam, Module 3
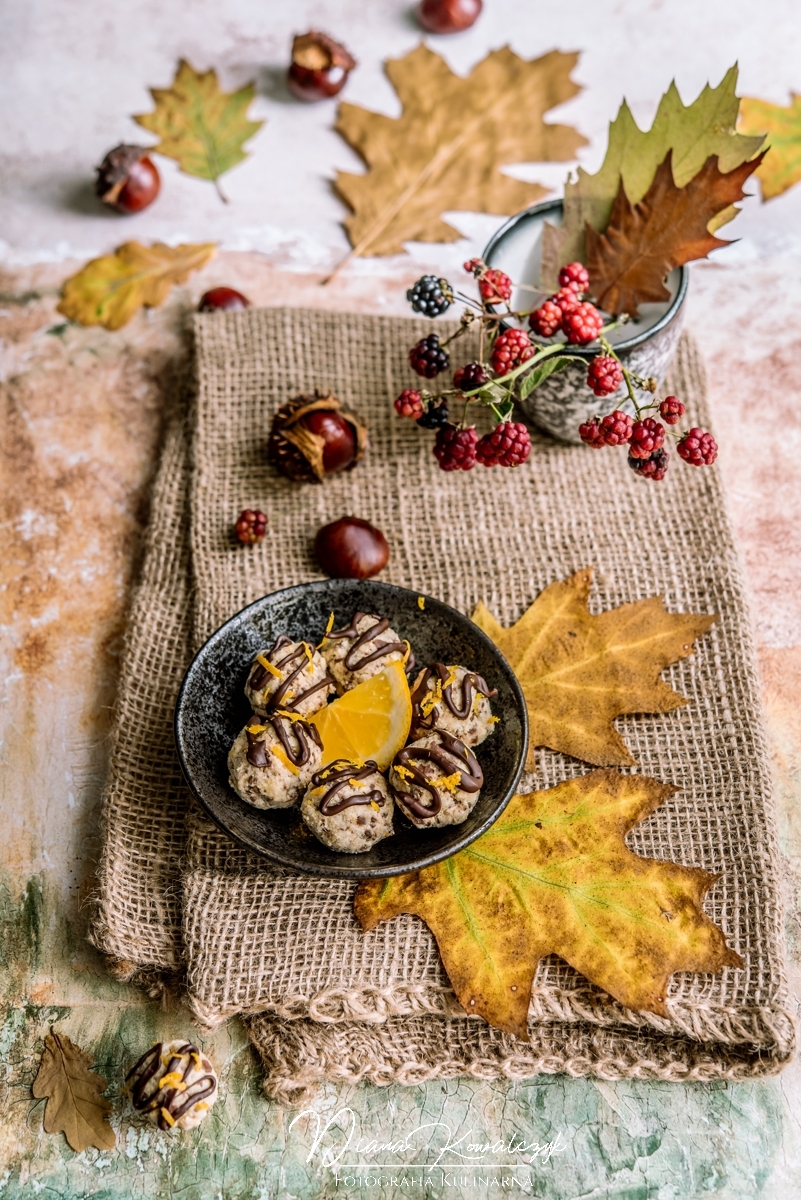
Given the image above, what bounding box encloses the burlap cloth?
[93,308,795,1100]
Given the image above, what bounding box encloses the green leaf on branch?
[541,65,766,288]
[492,397,516,422]
[519,354,574,398]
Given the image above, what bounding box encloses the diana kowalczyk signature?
[289,1107,568,1169]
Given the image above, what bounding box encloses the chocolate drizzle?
[391,731,483,819]
[310,759,386,815]
[246,712,322,768]
[411,662,497,731]
[327,612,406,672]
[125,1041,216,1131]
[249,635,334,710]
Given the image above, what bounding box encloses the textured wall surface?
[2,0,801,1196]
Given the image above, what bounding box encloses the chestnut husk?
[95,144,153,205]
[268,392,369,484]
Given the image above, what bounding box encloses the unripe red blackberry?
[562,302,604,345]
[677,428,718,466]
[476,421,531,467]
[659,395,686,425]
[628,417,665,459]
[558,262,590,293]
[552,286,580,314]
[587,355,623,397]
[600,409,634,446]
[628,448,669,481]
[579,418,606,448]
[433,424,478,471]
[490,328,533,374]
[478,268,512,304]
[235,508,268,544]
[529,300,562,338]
[394,389,424,419]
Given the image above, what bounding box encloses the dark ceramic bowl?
[174,579,528,880]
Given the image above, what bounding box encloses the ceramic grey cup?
[482,199,688,444]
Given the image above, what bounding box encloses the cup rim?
[482,198,689,357]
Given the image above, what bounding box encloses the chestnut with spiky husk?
[268,392,369,484]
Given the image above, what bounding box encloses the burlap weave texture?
[179,308,793,1079]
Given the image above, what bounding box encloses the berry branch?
[396,260,717,478]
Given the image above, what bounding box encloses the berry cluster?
[393,259,716,481]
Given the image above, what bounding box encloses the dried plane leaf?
[739,93,801,200]
[135,59,264,201]
[356,770,742,1038]
[32,1031,115,1153]
[331,43,586,271]
[473,568,716,770]
[586,151,765,316]
[541,65,766,287]
[57,241,216,330]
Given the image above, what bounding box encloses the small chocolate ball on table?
[126,1040,218,1130]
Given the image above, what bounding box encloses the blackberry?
[579,418,606,448]
[476,421,532,467]
[433,424,478,471]
[628,448,669,481]
[600,409,634,446]
[562,301,604,345]
[587,355,623,397]
[453,361,490,390]
[235,508,268,544]
[659,395,686,425]
[529,300,562,338]
[394,389,424,419]
[478,268,513,304]
[558,262,590,293]
[677,428,718,466]
[629,417,665,459]
[409,333,449,378]
[490,328,534,374]
[406,275,454,317]
[416,400,450,429]
[553,286,580,314]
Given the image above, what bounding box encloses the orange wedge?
[310,662,412,770]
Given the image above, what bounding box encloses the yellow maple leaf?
[32,1030,115,1153]
[356,770,743,1039]
[473,568,716,770]
[135,60,264,202]
[329,44,586,276]
[57,241,216,331]
[739,93,801,200]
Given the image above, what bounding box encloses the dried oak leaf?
[32,1031,115,1153]
[332,43,586,265]
[541,65,766,288]
[585,150,765,316]
[472,568,716,770]
[356,769,742,1038]
[135,60,264,201]
[58,241,216,330]
[739,93,801,200]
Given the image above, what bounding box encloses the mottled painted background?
[2,0,800,1196]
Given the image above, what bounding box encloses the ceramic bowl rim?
[174,578,530,880]
[482,197,689,357]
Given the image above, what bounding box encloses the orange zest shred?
[160,1107,176,1127]
[275,709,303,722]
[430,771,462,793]
[488,715,500,725]
[256,654,282,679]
[402,640,412,664]
[370,800,381,811]
[394,764,414,782]
[417,596,425,610]
[272,745,301,775]
[247,721,267,734]
[158,1071,184,1089]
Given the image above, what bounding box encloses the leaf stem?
[213,176,230,205]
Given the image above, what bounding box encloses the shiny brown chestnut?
[198,287,251,312]
[417,0,482,34]
[315,517,389,580]
[288,31,356,101]
[95,144,161,214]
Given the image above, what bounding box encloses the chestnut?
[268,393,368,484]
[95,144,161,215]
[198,287,251,313]
[417,0,482,34]
[301,409,356,475]
[315,517,389,580]
[288,31,356,102]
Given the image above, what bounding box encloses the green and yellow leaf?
[356,770,742,1038]
[57,241,216,330]
[473,568,716,770]
[739,92,801,200]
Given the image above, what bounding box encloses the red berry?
[558,262,590,293]
[629,418,665,459]
[600,409,634,446]
[579,419,606,449]
[529,300,562,337]
[417,0,482,34]
[409,333,449,378]
[562,302,604,345]
[453,362,489,390]
[478,268,512,304]
[287,31,356,101]
[552,287,581,314]
[628,448,669,481]
[476,421,531,467]
[95,145,161,214]
[433,424,478,472]
[235,508,268,545]
[659,395,686,425]
[394,389,424,419]
[677,428,718,466]
[198,287,251,312]
[301,410,357,474]
[587,355,623,397]
[490,328,534,374]
[315,517,389,579]
[463,257,484,275]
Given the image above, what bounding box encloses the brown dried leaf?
[473,568,716,770]
[356,770,742,1038]
[332,43,586,264]
[585,151,765,316]
[32,1031,115,1153]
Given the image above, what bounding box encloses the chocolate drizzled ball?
[125,1040,218,1131]
[389,730,483,829]
[410,663,498,745]
[228,711,323,809]
[301,759,394,852]
[245,635,334,716]
[320,612,410,690]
